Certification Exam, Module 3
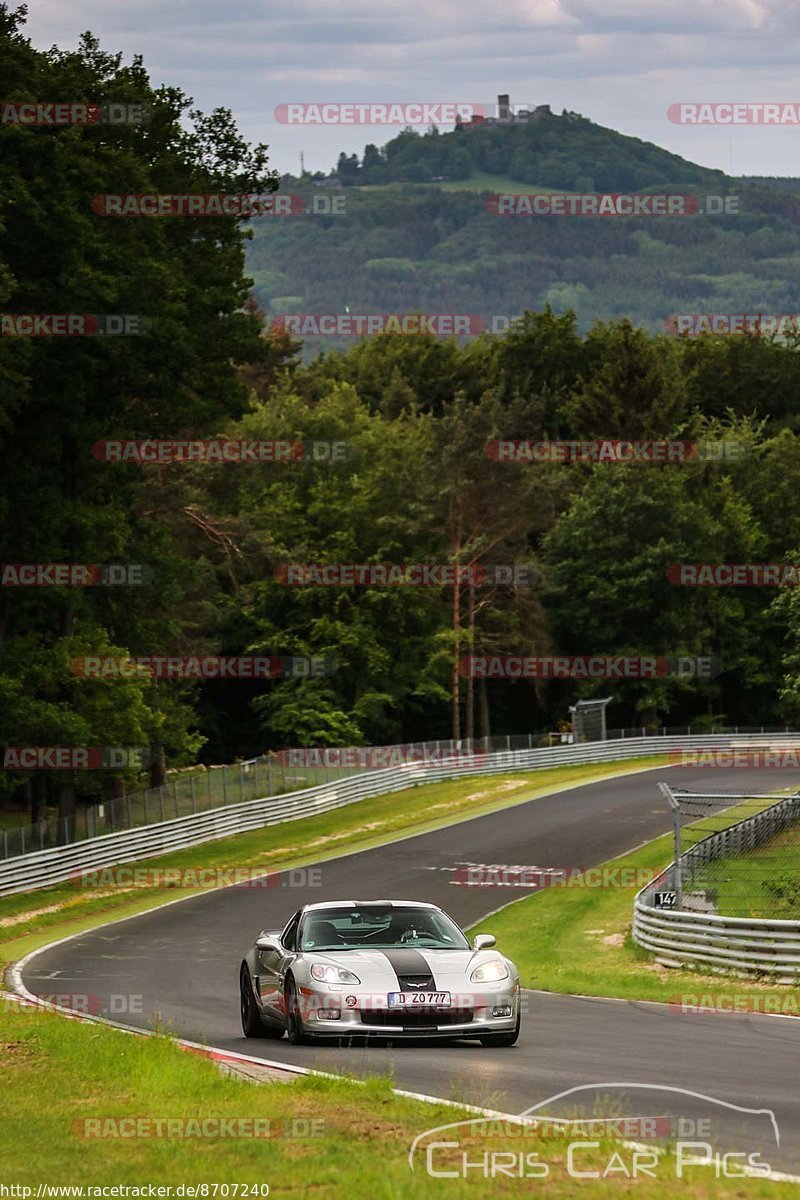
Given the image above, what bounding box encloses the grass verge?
[0,999,795,1195]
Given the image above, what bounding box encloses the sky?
[25,0,800,178]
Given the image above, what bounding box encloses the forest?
[4,8,800,828]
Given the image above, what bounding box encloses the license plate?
[387,991,451,1007]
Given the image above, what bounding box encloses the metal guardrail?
[4,723,794,860]
[633,790,800,977]
[1,730,798,900]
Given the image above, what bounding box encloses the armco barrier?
[0,731,797,899]
[633,791,800,977]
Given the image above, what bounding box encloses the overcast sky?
[27,0,800,177]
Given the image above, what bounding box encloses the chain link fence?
[0,734,544,861]
[656,783,800,919]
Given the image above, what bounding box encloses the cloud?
[25,0,800,175]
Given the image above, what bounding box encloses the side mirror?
[256,935,279,953]
[472,933,496,951]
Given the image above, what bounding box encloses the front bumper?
[292,981,520,1038]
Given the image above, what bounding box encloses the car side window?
[281,912,300,951]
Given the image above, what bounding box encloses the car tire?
[240,965,281,1038]
[285,976,314,1045]
[479,1011,520,1047]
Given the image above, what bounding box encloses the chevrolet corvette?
[239,899,521,1045]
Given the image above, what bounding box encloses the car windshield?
[298,905,470,951]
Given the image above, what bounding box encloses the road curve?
[19,763,800,1172]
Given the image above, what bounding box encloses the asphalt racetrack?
[20,764,800,1173]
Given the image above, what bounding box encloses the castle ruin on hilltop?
[460,94,552,128]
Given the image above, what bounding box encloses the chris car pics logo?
[409,1083,780,1181]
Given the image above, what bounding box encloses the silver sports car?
[239,899,521,1045]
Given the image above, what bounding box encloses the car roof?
[301,900,440,912]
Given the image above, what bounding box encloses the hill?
[246,111,800,357]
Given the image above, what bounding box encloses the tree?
[0,7,277,819]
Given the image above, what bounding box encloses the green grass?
[0,808,36,831]
[700,822,800,919]
[351,173,556,194]
[436,172,557,194]
[0,1000,794,1194]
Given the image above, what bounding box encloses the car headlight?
[310,963,361,984]
[470,959,509,984]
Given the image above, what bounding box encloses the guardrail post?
[267,757,273,796]
[239,763,245,803]
[222,769,227,805]
[160,787,165,822]
[191,776,197,814]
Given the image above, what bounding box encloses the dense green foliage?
[337,113,729,189]
[5,10,800,826]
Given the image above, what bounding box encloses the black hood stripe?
[378,948,437,987]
